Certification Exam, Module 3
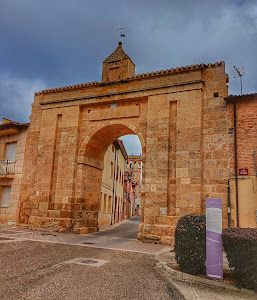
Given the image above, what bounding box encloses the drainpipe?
[233,102,239,227]
[227,180,231,228]
[254,151,257,177]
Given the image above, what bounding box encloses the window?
[116,167,119,181]
[112,145,115,153]
[108,196,112,212]
[5,143,17,161]
[0,143,17,175]
[111,162,113,176]
[100,192,103,211]
[1,186,11,207]
[103,194,107,212]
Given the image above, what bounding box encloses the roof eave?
[224,93,257,102]
[36,61,225,95]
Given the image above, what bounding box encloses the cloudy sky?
[0,0,256,154]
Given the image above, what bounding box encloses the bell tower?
[102,42,135,83]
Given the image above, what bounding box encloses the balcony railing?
[0,160,16,175]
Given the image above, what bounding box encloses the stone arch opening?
[80,123,145,160]
[74,123,145,234]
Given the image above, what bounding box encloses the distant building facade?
[126,155,142,215]
[99,139,128,227]
[123,171,136,220]
[0,119,28,225]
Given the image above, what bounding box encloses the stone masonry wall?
[18,62,231,244]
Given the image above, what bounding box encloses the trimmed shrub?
[222,228,257,290]
[174,214,206,275]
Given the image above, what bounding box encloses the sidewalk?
[155,248,256,300]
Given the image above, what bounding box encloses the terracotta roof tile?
[0,121,29,130]
[35,61,225,95]
[225,93,257,102]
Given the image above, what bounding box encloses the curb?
[157,261,256,296]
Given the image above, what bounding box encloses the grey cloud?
[0,75,46,122]
[0,0,256,152]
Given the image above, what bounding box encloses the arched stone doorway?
[73,123,146,234]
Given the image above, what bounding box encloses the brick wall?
[226,93,257,227]
[227,96,257,175]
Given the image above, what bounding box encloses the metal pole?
[233,102,240,227]
[254,151,257,177]
[227,180,231,228]
[240,75,242,95]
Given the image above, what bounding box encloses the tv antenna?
[233,65,245,95]
[117,25,126,41]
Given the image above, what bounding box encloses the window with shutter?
[1,186,11,207]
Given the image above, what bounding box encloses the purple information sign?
[206,198,223,280]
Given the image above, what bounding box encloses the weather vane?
[117,25,126,41]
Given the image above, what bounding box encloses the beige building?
[0,118,28,225]
[126,155,142,215]
[99,139,128,227]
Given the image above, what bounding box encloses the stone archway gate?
[18,44,231,245]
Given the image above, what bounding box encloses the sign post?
[206,198,223,280]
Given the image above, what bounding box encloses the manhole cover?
[63,257,109,267]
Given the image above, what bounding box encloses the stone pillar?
[139,94,174,244]
[28,106,80,231]
[73,158,102,233]
[175,89,203,216]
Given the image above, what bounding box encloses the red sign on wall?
[239,168,248,175]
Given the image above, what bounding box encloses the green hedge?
[174,214,206,275]
[222,228,257,290]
